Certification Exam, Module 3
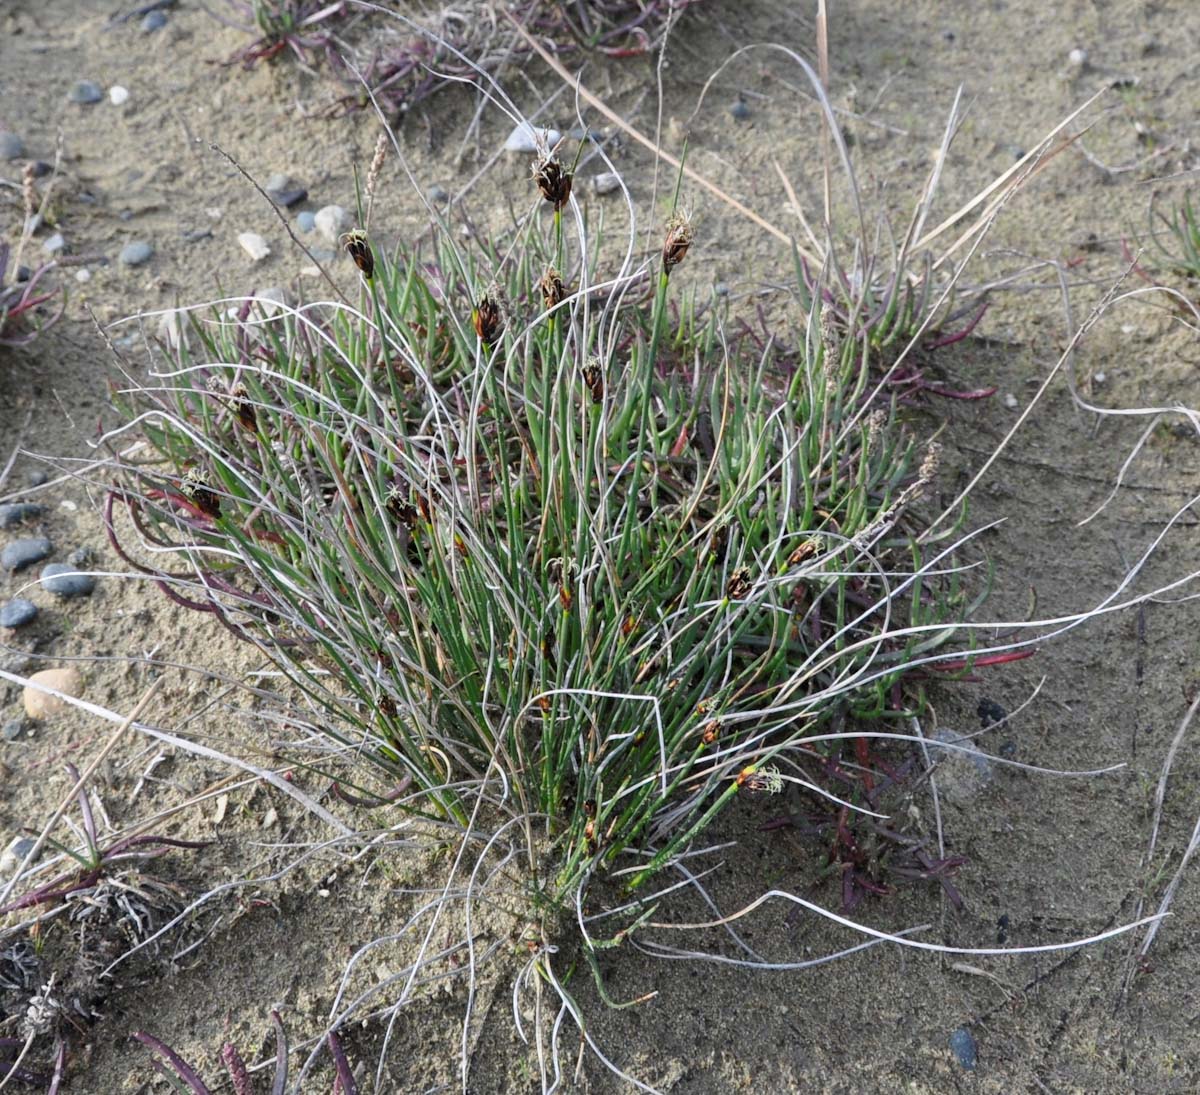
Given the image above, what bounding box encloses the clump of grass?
[214,1,703,118]
[0,242,63,349]
[106,127,971,967]
[1147,190,1200,281]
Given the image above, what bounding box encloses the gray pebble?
[0,599,38,629]
[0,132,24,160]
[67,547,92,567]
[730,100,752,121]
[949,1027,977,1070]
[0,837,37,877]
[591,172,620,196]
[26,470,49,488]
[503,122,561,153]
[40,562,96,598]
[930,728,993,802]
[1,537,53,572]
[119,240,154,266]
[295,211,316,233]
[265,172,291,192]
[0,503,45,529]
[42,233,66,255]
[714,282,730,297]
[2,719,24,742]
[30,160,52,178]
[270,187,307,208]
[183,228,212,243]
[426,185,449,205]
[68,80,103,105]
[141,9,167,31]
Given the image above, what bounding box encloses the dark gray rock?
[426,185,450,204]
[119,240,154,267]
[30,161,53,179]
[0,503,45,529]
[2,537,53,572]
[68,80,103,105]
[270,187,307,208]
[730,100,751,121]
[949,1027,977,1070]
[141,9,167,31]
[0,599,38,629]
[0,132,24,161]
[1,719,23,742]
[0,837,37,876]
[40,563,96,598]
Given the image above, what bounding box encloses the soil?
[2,0,1200,1092]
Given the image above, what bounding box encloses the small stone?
[0,837,38,877]
[265,173,291,193]
[270,187,307,208]
[1003,393,1018,409]
[977,698,1007,727]
[26,471,49,488]
[313,205,350,244]
[2,537,52,572]
[714,282,730,297]
[0,132,24,160]
[141,9,167,31]
[252,286,289,318]
[729,100,751,121]
[158,308,182,349]
[30,160,52,178]
[591,172,620,195]
[0,503,45,529]
[1068,47,1088,68]
[238,232,271,262]
[68,80,103,104]
[23,666,83,720]
[949,1027,978,1070]
[67,547,92,567]
[503,122,561,153]
[0,599,38,629]
[295,211,315,233]
[75,268,92,283]
[40,562,96,598]
[119,240,154,266]
[426,185,449,205]
[2,719,24,742]
[42,233,66,255]
[929,729,993,802]
[109,85,130,106]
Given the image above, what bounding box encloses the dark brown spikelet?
[662,211,694,275]
[180,468,221,519]
[533,156,573,211]
[386,488,420,530]
[472,292,504,347]
[725,566,751,600]
[230,384,258,434]
[580,360,604,405]
[341,229,375,279]
[539,268,566,312]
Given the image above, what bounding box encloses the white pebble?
[1068,48,1088,67]
[504,122,561,153]
[299,264,321,278]
[75,268,91,283]
[314,204,350,244]
[157,308,182,349]
[238,231,270,262]
[42,233,65,255]
[592,172,621,195]
[1003,393,1018,410]
[252,285,289,318]
[109,85,130,105]
[1093,370,1106,384]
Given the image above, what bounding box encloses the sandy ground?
[2,0,1200,1091]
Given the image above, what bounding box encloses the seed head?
[917,441,943,491]
[180,467,221,519]
[580,358,604,404]
[472,290,505,347]
[745,765,784,795]
[532,156,573,211]
[341,228,375,280]
[366,131,388,205]
[820,305,842,381]
[725,565,751,600]
[539,267,566,312]
[662,210,694,274]
[385,485,419,530]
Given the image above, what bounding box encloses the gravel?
[119,240,154,266]
[68,80,103,104]
[40,562,96,598]
[0,837,38,877]
[0,503,45,529]
[949,1027,978,1070]
[141,9,168,32]
[0,132,24,160]
[504,122,561,152]
[1,537,53,572]
[0,599,38,629]
[314,205,350,244]
[730,100,752,121]
[295,211,316,233]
